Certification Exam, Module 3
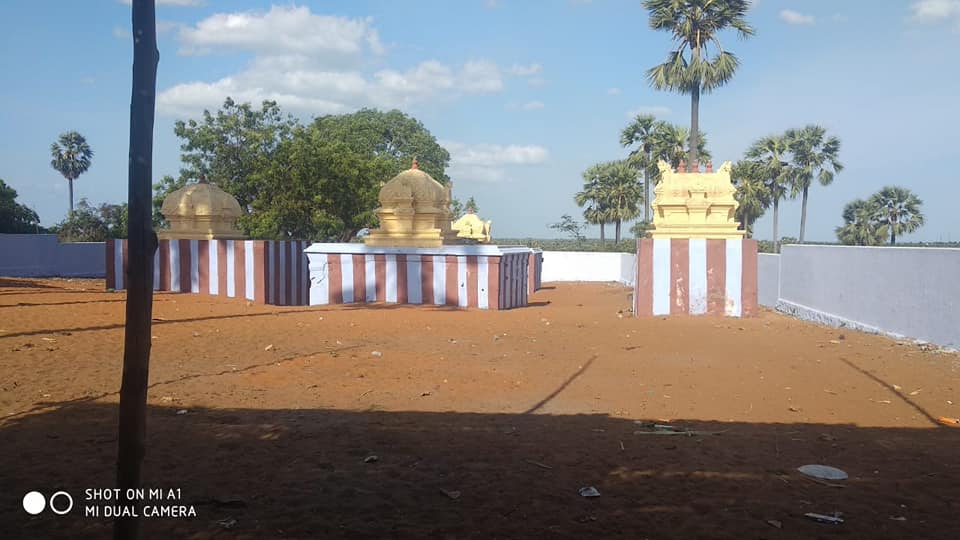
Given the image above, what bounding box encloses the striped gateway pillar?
[634,238,758,317]
[305,244,531,310]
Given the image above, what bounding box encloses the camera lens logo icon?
[23,491,73,515]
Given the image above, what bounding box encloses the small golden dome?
[378,159,447,207]
[158,178,246,240]
[161,179,243,219]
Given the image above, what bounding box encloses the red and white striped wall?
[305,244,532,310]
[105,239,310,306]
[634,238,758,317]
[528,249,543,295]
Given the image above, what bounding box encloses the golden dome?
[161,179,243,219]
[378,159,448,208]
[158,179,246,240]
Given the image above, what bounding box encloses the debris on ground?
[937,417,959,426]
[371,351,383,358]
[440,488,461,500]
[578,487,601,498]
[803,512,844,524]
[798,464,848,481]
[264,344,274,351]
[524,459,553,470]
[364,455,379,463]
[216,517,237,529]
[766,519,782,529]
[175,409,188,415]
[632,422,727,437]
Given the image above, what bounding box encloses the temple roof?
[160,179,243,219]
[378,159,447,206]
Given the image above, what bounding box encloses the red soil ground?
[1,277,959,539]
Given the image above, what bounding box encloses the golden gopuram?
[451,212,492,243]
[649,160,745,239]
[158,178,247,240]
[363,159,460,248]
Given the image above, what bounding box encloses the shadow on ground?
[2,403,958,540]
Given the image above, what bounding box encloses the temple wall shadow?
[2,403,959,539]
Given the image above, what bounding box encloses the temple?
[451,212,492,243]
[649,160,745,239]
[363,159,459,248]
[158,178,247,240]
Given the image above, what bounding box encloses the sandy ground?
[1,277,959,539]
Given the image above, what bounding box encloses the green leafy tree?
[630,219,654,238]
[870,186,924,245]
[644,0,754,166]
[786,125,843,243]
[50,131,94,217]
[464,196,479,214]
[450,198,465,219]
[745,134,793,252]
[53,199,110,242]
[730,160,771,237]
[98,202,128,239]
[0,178,42,233]
[170,98,297,215]
[835,199,887,246]
[311,108,451,184]
[549,214,586,246]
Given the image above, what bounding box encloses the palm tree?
[575,174,609,243]
[50,131,94,217]
[621,114,660,223]
[869,186,924,245]
[786,125,843,243]
[745,134,792,252]
[599,160,643,242]
[651,123,711,176]
[644,0,754,166]
[730,160,771,238]
[835,199,886,246]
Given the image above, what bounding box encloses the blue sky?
[1,0,958,241]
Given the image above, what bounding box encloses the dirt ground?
[1,277,959,539]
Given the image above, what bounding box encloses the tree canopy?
[0,178,41,233]
[156,99,450,242]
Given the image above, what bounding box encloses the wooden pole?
[114,1,158,538]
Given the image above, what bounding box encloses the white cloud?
[156,6,505,117]
[442,141,548,183]
[119,0,204,6]
[510,63,542,77]
[508,100,545,111]
[176,5,385,60]
[626,106,671,118]
[607,87,621,95]
[527,77,547,87]
[157,20,180,34]
[779,9,816,25]
[909,0,960,23]
[112,26,131,39]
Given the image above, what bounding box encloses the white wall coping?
[304,243,532,256]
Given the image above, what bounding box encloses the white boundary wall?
[540,251,636,286]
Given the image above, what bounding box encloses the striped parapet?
[634,238,758,317]
[528,249,543,295]
[105,239,310,306]
[304,244,532,310]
